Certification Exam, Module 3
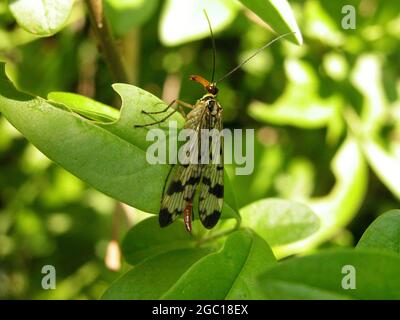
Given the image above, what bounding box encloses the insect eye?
[206,85,218,95]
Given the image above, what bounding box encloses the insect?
[135,10,294,232]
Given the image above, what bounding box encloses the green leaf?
[351,54,387,136]
[303,1,345,47]
[238,0,303,45]
[105,0,159,37]
[9,0,74,36]
[48,92,120,122]
[240,198,320,247]
[0,67,169,214]
[356,210,400,255]
[248,59,340,129]
[101,248,210,299]
[274,138,368,258]
[162,229,276,299]
[0,63,239,222]
[122,216,195,265]
[159,0,239,46]
[258,249,400,299]
[360,138,400,200]
[348,55,400,200]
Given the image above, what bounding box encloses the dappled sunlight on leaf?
[273,138,368,258]
[303,1,344,46]
[360,139,400,200]
[351,54,387,134]
[248,59,341,129]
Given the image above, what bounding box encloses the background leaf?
[356,210,400,254]
[9,0,74,36]
[258,249,400,299]
[360,138,400,201]
[162,229,276,299]
[248,59,340,129]
[240,198,320,246]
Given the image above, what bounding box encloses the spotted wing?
[198,113,223,228]
[159,163,203,227]
[159,102,208,228]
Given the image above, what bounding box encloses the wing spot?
[166,180,184,195]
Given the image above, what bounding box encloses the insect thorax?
[200,93,221,116]
[184,94,222,130]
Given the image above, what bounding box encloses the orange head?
[189,75,219,95]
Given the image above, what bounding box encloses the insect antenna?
[215,31,296,84]
[203,9,217,83]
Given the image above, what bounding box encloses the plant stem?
[197,219,241,246]
[84,0,129,84]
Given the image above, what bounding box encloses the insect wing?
[159,102,208,228]
[159,163,203,227]
[198,113,224,228]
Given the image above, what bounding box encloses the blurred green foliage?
[0,0,399,299]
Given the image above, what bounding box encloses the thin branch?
[84,0,129,84]
[196,219,241,246]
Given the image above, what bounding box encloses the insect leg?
[143,99,193,116]
[134,108,178,127]
[135,100,193,127]
[175,99,194,110]
[142,100,177,115]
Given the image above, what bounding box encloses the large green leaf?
[101,248,210,299]
[0,63,239,222]
[122,216,195,265]
[9,0,74,36]
[258,249,400,299]
[238,0,303,45]
[240,198,320,247]
[162,229,276,299]
[356,210,400,255]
